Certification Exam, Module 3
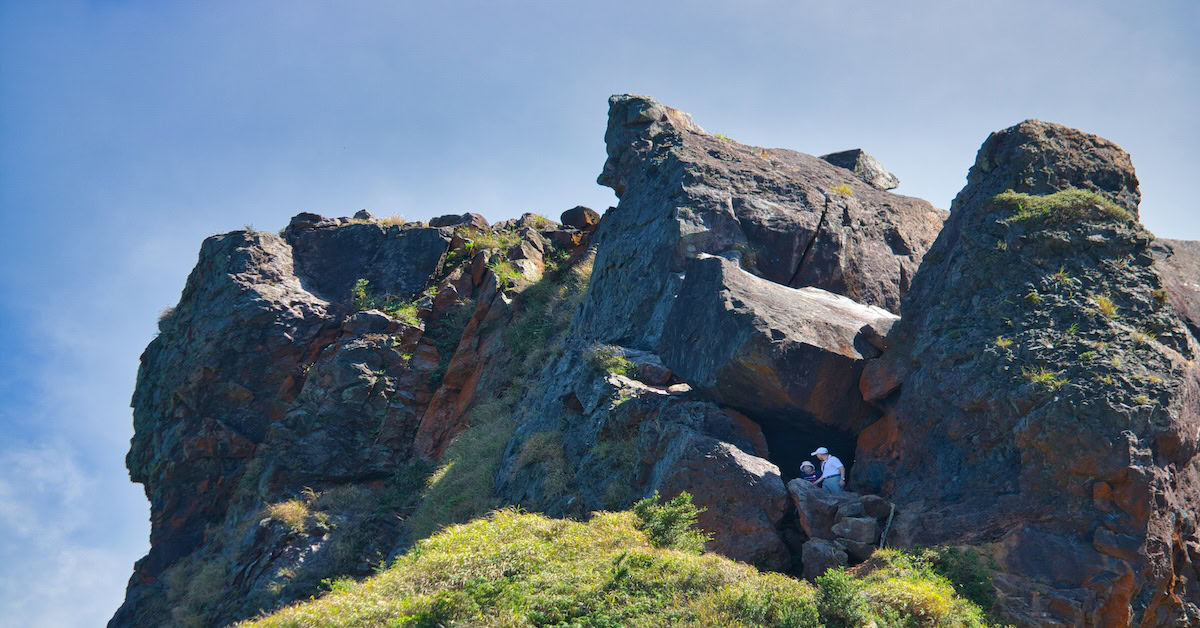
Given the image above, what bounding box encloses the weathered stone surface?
[787,478,847,540]
[1151,238,1200,342]
[832,516,879,544]
[854,119,1200,625]
[660,255,897,432]
[430,212,489,230]
[802,538,847,580]
[579,94,944,355]
[284,219,450,302]
[821,149,900,190]
[560,205,601,231]
[115,231,337,626]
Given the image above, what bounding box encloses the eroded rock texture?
[855,120,1200,626]
[495,95,944,574]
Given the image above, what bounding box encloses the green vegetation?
[1023,290,1043,306]
[588,346,636,376]
[830,183,854,197]
[1131,328,1155,345]
[631,491,711,554]
[404,398,517,541]
[514,430,569,499]
[991,188,1134,226]
[1079,350,1097,361]
[487,259,523,289]
[427,298,476,388]
[351,279,420,326]
[266,497,314,534]
[995,240,1008,251]
[1023,366,1068,391]
[1134,393,1151,406]
[244,509,993,627]
[1090,294,1117,318]
[466,229,523,251]
[1050,266,1072,287]
[1152,288,1169,307]
[380,214,406,226]
[993,336,1013,349]
[713,132,733,142]
[408,256,593,540]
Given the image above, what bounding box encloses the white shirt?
[820,455,844,480]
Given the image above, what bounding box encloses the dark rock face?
[113,216,587,627]
[580,94,944,351]
[116,231,336,625]
[821,149,900,190]
[660,255,896,433]
[855,119,1200,625]
[283,219,450,302]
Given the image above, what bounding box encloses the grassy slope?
[242,509,992,627]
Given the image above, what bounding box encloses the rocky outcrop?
[854,119,1200,626]
[580,94,944,351]
[821,149,900,190]
[660,254,896,432]
[116,96,1200,628]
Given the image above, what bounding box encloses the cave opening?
[754,415,859,485]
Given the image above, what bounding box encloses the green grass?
[1090,294,1117,319]
[467,229,523,251]
[487,260,524,289]
[351,279,421,326]
[993,336,1013,349]
[243,507,993,627]
[713,132,733,142]
[588,346,636,377]
[991,188,1134,226]
[1130,328,1155,345]
[829,184,854,197]
[1022,366,1068,391]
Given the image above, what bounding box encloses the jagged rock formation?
[821,148,901,191]
[854,120,1200,626]
[113,97,1200,628]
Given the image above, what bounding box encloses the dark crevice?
[788,197,832,288]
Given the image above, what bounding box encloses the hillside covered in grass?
[243,501,993,627]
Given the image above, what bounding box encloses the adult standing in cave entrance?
[812,447,846,493]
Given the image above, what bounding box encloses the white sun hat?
[811,446,830,455]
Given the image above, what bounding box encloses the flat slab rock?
[660,255,897,431]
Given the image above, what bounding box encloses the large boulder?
[855,119,1200,625]
[660,254,897,433]
[577,94,944,353]
[821,149,900,190]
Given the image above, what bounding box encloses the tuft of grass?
[1024,290,1043,306]
[1133,393,1151,406]
[830,184,854,198]
[713,132,733,142]
[467,229,523,251]
[995,240,1008,251]
[351,278,421,326]
[1152,288,1169,307]
[1022,366,1068,391]
[631,491,711,554]
[1130,329,1155,345]
[588,346,636,377]
[1050,266,1073,287]
[488,260,524,289]
[991,188,1134,226]
[1079,350,1097,361]
[1090,294,1117,319]
[993,336,1013,349]
[379,214,406,226]
[266,498,312,534]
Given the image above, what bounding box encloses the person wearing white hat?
[811,447,846,493]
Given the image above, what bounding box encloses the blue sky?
[1,1,1196,624]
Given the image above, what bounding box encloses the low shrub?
[631,491,710,554]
